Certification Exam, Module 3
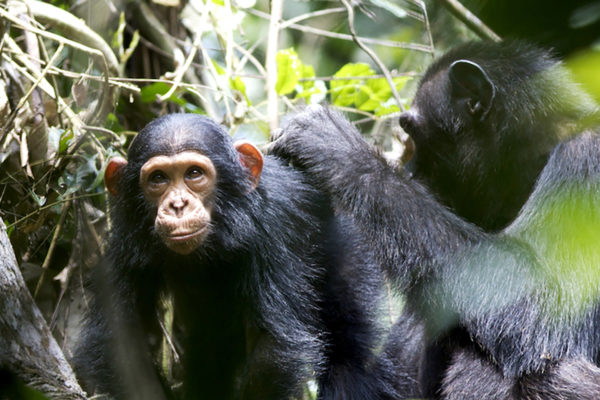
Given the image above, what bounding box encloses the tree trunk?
[0,218,87,399]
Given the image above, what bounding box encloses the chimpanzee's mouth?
[167,226,208,242]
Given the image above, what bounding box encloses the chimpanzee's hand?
[269,105,376,190]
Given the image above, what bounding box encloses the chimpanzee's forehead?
[128,114,234,163]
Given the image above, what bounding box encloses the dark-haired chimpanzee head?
[104,114,263,255]
[399,41,599,231]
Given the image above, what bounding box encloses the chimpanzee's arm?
[271,105,483,288]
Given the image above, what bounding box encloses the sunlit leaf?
[230,76,250,104]
[375,104,400,116]
[212,60,226,75]
[296,64,315,91]
[331,63,374,106]
[275,48,303,95]
[566,49,600,103]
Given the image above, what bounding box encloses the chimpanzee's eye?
[149,170,168,185]
[185,166,205,180]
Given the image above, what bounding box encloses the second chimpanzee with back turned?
[73,114,394,400]
[393,40,600,397]
[271,104,600,399]
[400,41,600,231]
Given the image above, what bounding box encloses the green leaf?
[332,63,374,80]
[356,85,379,111]
[111,12,126,50]
[357,78,393,111]
[296,80,326,104]
[358,76,413,112]
[122,29,140,65]
[140,82,170,103]
[230,76,250,104]
[375,104,400,117]
[212,60,226,75]
[59,129,74,154]
[140,83,185,105]
[299,64,316,91]
[295,64,325,102]
[106,113,125,133]
[331,63,375,106]
[275,48,303,95]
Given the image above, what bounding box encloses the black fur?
[435,131,600,399]
[271,105,483,398]
[399,40,600,398]
[400,41,599,231]
[73,114,394,400]
[271,105,600,399]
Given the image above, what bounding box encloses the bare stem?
[265,0,283,132]
[34,199,70,299]
[438,0,501,42]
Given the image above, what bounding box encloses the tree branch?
[438,0,501,42]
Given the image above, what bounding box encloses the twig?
[6,192,101,230]
[14,43,63,115]
[0,6,113,125]
[81,125,122,145]
[0,38,83,136]
[19,0,120,124]
[280,7,345,29]
[438,0,501,42]
[265,0,283,131]
[27,7,66,128]
[44,65,139,91]
[233,40,267,76]
[20,0,119,73]
[341,0,404,112]
[236,8,344,76]
[223,0,234,84]
[300,72,420,82]
[248,8,432,53]
[33,198,70,299]
[411,0,435,55]
[131,1,217,118]
[158,33,202,102]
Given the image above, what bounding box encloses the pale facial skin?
[139,151,217,255]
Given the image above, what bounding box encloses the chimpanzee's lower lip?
[168,227,207,242]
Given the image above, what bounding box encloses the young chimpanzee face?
[139,150,217,255]
[103,115,263,255]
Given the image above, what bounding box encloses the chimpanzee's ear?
[105,157,128,197]
[449,59,496,121]
[234,140,263,190]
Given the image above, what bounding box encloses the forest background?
[0,0,599,398]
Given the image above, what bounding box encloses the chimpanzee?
[270,105,600,399]
[399,41,600,232]
[73,114,395,400]
[394,40,600,397]
[434,130,600,399]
